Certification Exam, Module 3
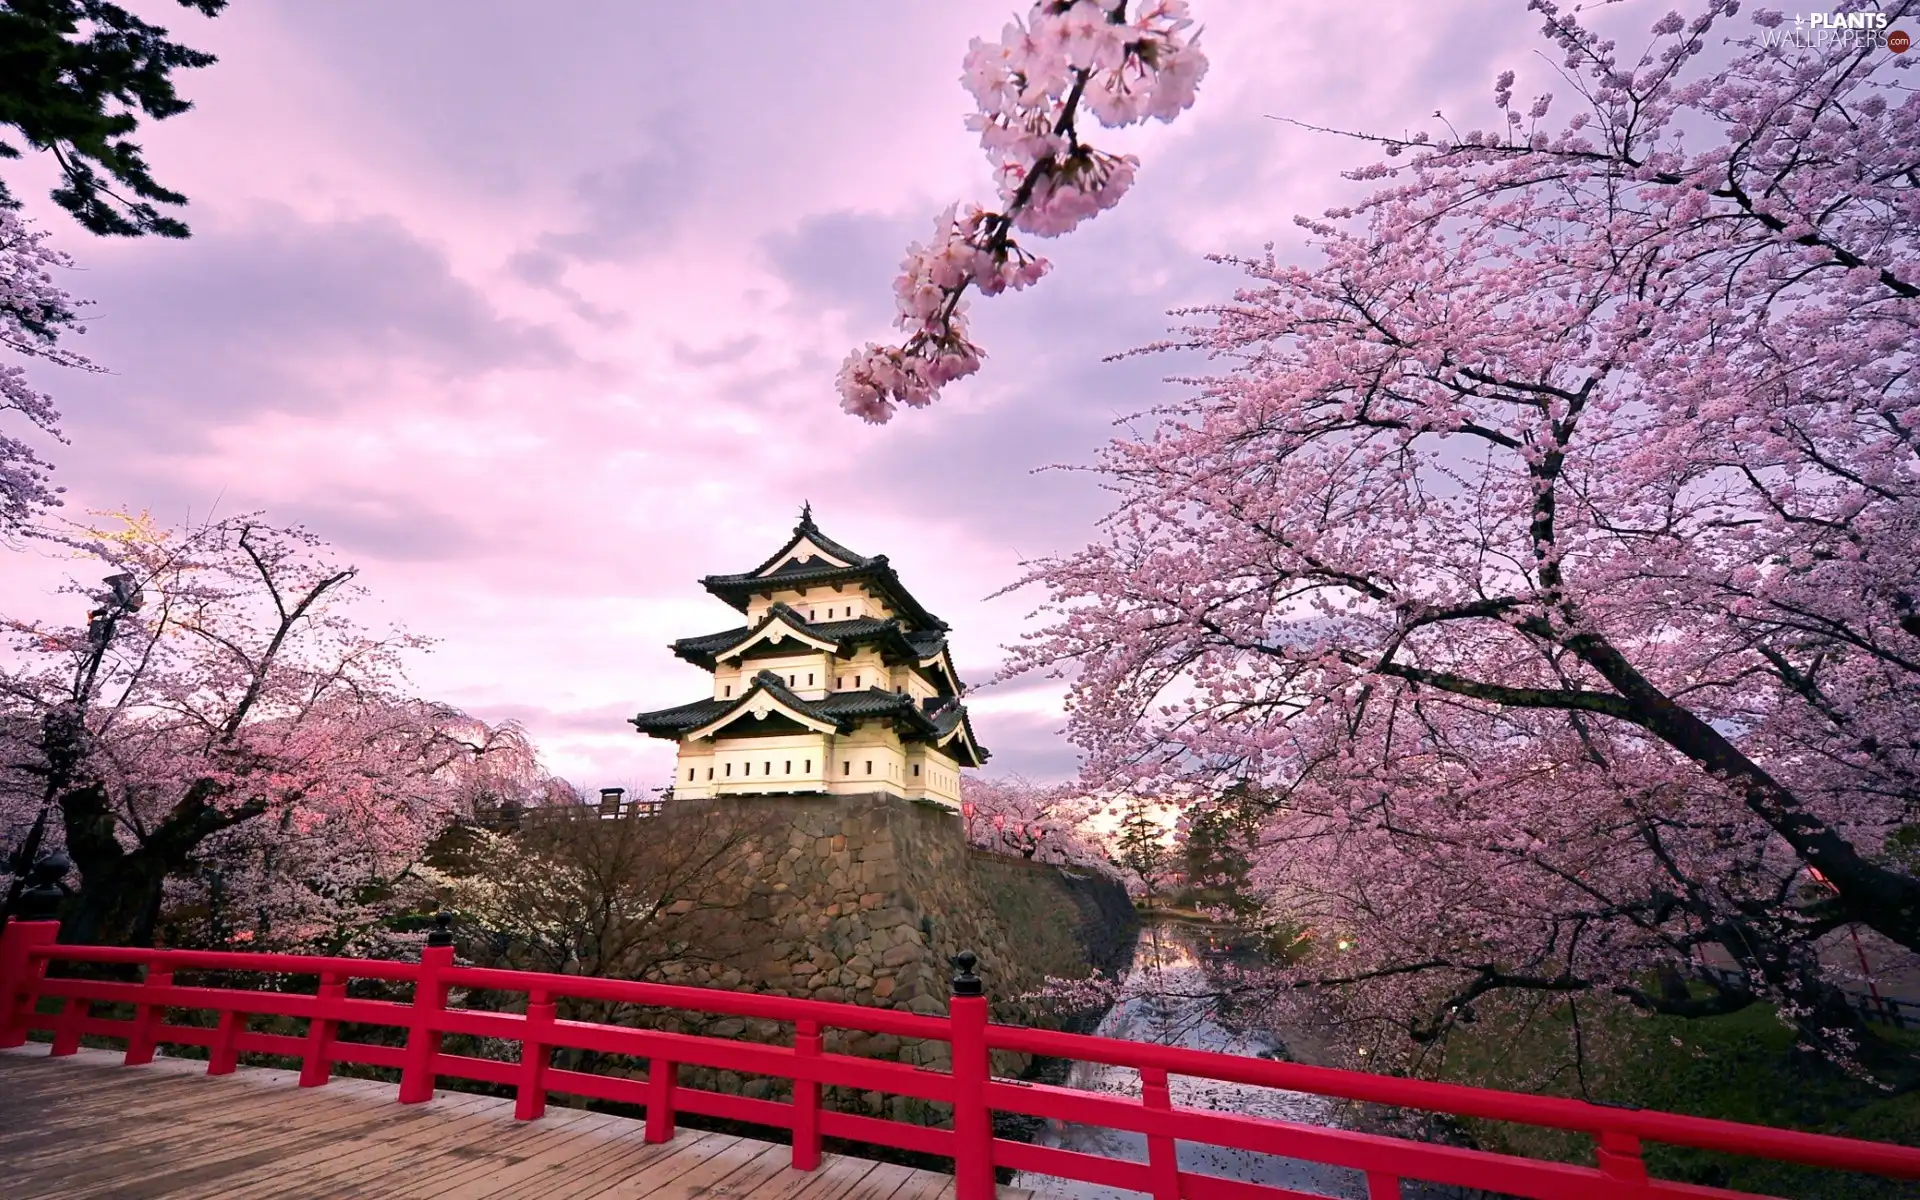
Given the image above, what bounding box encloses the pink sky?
[0,1,1553,788]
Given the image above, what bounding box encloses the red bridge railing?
[3,917,1919,1200]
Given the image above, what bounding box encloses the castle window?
[765,761,772,775]
[707,768,714,780]
[788,675,796,687]
[724,685,731,697]
[808,673,815,686]
[805,759,812,773]
[856,675,863,688]
[688,768,695,781]
[913,764,921,777]
[743,762,750,775]
[842,761,850,776]
[784,760,791,773]
[725,763,732,777]
[865,760,873,775]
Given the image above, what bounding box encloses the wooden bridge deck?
[0,1046,1029,1200]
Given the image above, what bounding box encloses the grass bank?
[1426,999,1920,1199]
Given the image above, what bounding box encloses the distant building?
[629,507,988,808]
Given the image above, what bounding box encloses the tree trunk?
[61,852,172,947]
[58,773,263,947]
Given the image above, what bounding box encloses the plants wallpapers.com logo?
[1762,12,1911,50]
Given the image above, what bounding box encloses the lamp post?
[1,573,143,924]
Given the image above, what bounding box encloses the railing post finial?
[426,908,455,948]
[950,950,982,997]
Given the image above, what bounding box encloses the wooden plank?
[0,1052,978,1200]
[0,1056,219,1112]
[685,1139,797,1200]
[1,1072,239,1142]
[832,1159,923,1200]
[249,1091,513,1195]
[565,1134,745,1200]
[482,1127,728,1200]
[580,1133,782,1200]
[423,1111,680,1200]
[749,1152,891,1200]
[887,1168,956,1200]
[48,1090,423,1200]
[371,1107,638,1200]
[637,1139,792,1200]
[51,1082,480,1199]
[192,1092,539,1200]
[4,1075,393,1185]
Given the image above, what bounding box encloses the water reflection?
[1014,922,1364,1200]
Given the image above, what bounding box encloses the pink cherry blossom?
[1,512,556,949]
[0,209,96,533]
[838,1,1207,423]
[1004,2,1920,1065]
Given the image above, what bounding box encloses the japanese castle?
[630,507,988,808]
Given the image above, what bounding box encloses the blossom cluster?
[837,1,1206,423]
[0,208,94,531]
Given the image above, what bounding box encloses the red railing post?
[1365,1172,1402,1199]
[208,1008,244,1075]
[0,919,60,1049]
[515,989,555,1120]
[300,970,346,1088]
[399,919,456,1104]
[125,958,171,1066]
[792,1018,823,1170]
[645,1054,679,1143]
[949,951,994,1200]
[1597,1129,1651,1193]
[1140,1067,1181,1200]
[50,994,86,1056]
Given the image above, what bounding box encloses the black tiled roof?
[671,627,750,659]
[701,554,947,632]
[628,696,732,736]
[630,669,986,763]
[670,604,957,685]
[739,511,874,579]
[811,687,928,722]
[905,629,948,659]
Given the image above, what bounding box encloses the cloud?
[276,492,485,564]
[971,709,1083,782]
[761,209,922,333]
[672,335,762,369]
[54,206,572,435]
[503,117,710,312]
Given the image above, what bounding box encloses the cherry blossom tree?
[0,209,94,535]
[0,1,228,533]
[0,512,543,948]
[962,772,1115,872]
[1008,1,1920,1062]
[837,0,1207,423]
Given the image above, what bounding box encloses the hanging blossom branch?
[0,208,98,534]
[836,0,1208,424]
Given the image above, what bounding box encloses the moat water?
[1012,920,1365,1200]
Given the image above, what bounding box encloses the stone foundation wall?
[632,792,1136,1120]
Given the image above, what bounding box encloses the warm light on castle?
[629,506,987,807]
